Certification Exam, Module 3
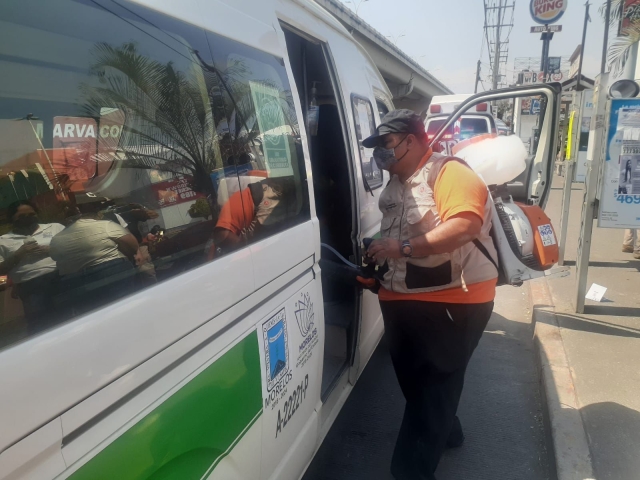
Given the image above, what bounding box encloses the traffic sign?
[530,24,563,33]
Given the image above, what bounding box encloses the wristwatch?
[401,239,413,258]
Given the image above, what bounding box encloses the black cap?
[362,109,425,148]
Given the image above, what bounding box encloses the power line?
[483,0,515,89]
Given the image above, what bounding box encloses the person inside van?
[0,201,65,331]
[212,178,295,255]
[49,199,139,317]
[360,109,498,480]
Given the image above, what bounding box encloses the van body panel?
[0,247,254,453]
[0,0,394,478]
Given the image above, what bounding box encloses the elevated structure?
[315,0,453,113]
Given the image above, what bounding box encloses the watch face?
[402,244,411,256]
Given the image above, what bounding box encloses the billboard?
[530,0,568,24]
[548,56,562,74]
[620,0,640,35]
[598,98,640,228]
[519,70,564,84]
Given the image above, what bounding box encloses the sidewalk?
[532,174,640,480]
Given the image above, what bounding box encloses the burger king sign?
[530,0,568,24]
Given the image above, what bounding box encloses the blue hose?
[320,243,360,269]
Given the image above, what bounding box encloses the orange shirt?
[379,156,497,304]
[215,188,255,235]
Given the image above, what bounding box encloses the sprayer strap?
[425,153,471,190]
[427,153,500,272]
[473,238,499,271]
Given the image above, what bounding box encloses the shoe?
[446,416,465,448]
[623,245,634,253]
[446,431,465,449]
[634,252,640,260]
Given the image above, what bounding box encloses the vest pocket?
[405,261,452,289]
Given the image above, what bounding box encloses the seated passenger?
[0,201,65,331]
[213,178,291,255]
[49,201,139,317]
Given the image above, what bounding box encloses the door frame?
[429,83,562,208]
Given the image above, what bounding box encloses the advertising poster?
[598,98,640,228]
[548,57,562,74]
[150,174,203,207]
[249,81,294,178]
[620,0,640,35]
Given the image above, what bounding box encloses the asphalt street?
[303,285,551,480]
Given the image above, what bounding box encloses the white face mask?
[372,135,409,170]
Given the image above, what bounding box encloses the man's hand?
[367,238,402,262]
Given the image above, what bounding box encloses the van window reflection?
[0,0,309,350]
[0,202,64,332]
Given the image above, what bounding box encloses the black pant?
[380,300,494,480]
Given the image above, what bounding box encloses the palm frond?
[600,0,624,25]
[608,23,640,75]
[81,42,227,194]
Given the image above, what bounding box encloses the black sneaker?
[446,416,465,448]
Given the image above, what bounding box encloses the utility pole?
[474,59,482,93]
[483,0,514,90]
[540,27,554,81]
[576,1,591,90]
[492,0,503,89]
[602,0,612,73]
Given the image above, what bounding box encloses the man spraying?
[360,109,498,480]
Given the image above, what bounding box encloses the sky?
[338,0,608,93]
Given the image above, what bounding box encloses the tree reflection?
[82,42,223,199]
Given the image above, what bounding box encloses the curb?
[529,277,595,480]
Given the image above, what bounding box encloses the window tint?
[459,118,490,139]
[426,116,491,142]
[352,96,383,190]
[0,0,308,350]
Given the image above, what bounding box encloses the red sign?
[151,175,203,207]
[95,109,125,175]
[621,0,640,35]
[52,113,125,191]
[52,117,99,189]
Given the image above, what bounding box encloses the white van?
[0,1,560,479]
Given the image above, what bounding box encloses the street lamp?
[386,33,405,46]
[346,0,369,16]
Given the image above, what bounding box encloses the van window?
[0,0,308,350]
[426,116,491,142]
[376,100,389,118]
[352,96,383,190]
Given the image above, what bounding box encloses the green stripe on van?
[69,332,262,480]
